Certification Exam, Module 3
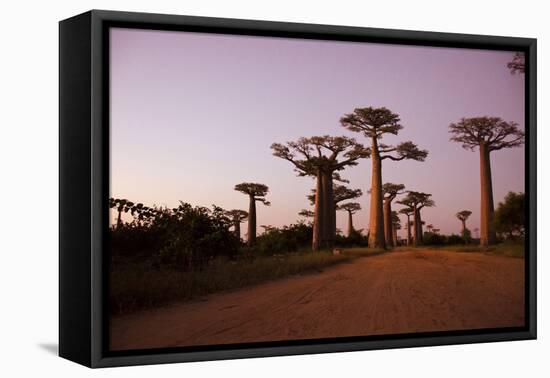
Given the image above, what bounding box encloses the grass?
[429,242,524,258]
[111,247,382,315]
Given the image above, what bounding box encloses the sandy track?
[110,249,524,350]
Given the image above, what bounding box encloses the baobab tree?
[337,202,361,236]
[507,52,525,74]
[382,183,405,248]
[225,209,248,240]
[397,191,434,247]
[271,136,370,250]
[391,211,401,246]
[308,183,363,237]
[234,183,270,246]
[449,117,524,246]
[398,208,413,246]
[341,107,428,248]
[455,210,472,243]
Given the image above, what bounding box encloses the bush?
[254,222,312,255]
[110,201,239,271]
[446,234,465,245]
[335,229,369,247]
[422,232,445,245]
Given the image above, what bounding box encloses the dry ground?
[110,248,524,350]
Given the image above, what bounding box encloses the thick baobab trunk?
[392,227,398,246]
[312,172,324,251]
[418,211,424,243]
[368,137,386,249]
[347,210,354,237]
[479,143,496,246]
[406,214,412,246]
[413,207,421,247]
[321,172,335,248]
[234,219,241,240]
[116,210,123,228]
[383,199,393,248]
[247,194,256,246]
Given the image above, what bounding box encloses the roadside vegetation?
[111,246,383,315]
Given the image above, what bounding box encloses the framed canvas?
[59,10,537,368]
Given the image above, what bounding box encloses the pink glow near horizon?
[110,28,525,238]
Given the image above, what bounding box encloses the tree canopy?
[397,191,435,210]
[225,209,248,221]
[456,210,472,222]
[340,107,403,137]
[383,183,406,200]
[271,135,370,176]
[494,192,525,239]
[234,183,271,205]
[308,184,363,205]
[337,202,361,213]
[449,116,525,152]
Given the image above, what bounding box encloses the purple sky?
[110,28,525,238]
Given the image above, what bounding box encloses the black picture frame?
[59,9,537,368]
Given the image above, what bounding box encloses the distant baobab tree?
[456,210,472,243]
[397,191,434,247]
[507,52,525,74]
[391,211,401,246]
[337,202,361,236]
[382,183,405,248]
[308,183,363,237]
[449,117,524,246]
[426,224,434,233]
[341,107,428,249]
[271,136,370,250]
[473,227,480,239]
[234,183,270,246]
[225,209,248,240]
[398,208,413,246]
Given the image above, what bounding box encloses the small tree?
[341,107,427,249]
[337,202,361,236]
[225,209,248,240]
[494,192,525,240]
[455,210,472,244]
[449,116,524,246]
[234,183,270,246]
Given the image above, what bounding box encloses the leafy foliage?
[271,135,370,177]
[494,192,525,240]
[234,183,271,205]
[449,117,525,151]
[110,199,239,271]
[252,223,313,255]
[456,210,472,222]
[308,184,363,205]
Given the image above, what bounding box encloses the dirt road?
[110,249,524,350]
